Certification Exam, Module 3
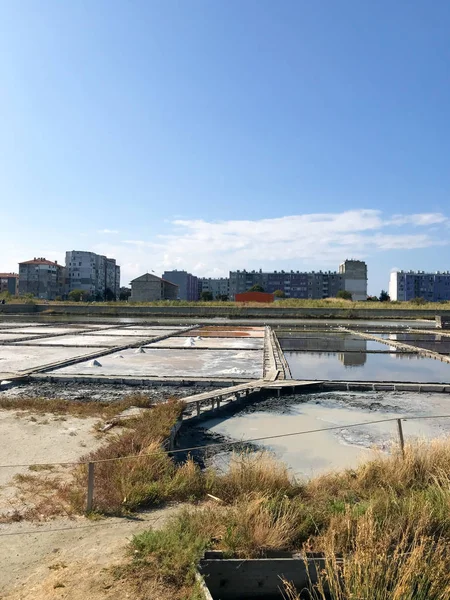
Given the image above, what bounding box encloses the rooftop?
[19,257,61,267]
[0,273,18,278]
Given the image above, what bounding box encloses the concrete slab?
[0,346,109,374]
[14,334,151,347]
[200,326,264,331]
[4,327,89,335]
[51,348,263,379]
[88,328,179,336]
[0,333,42,341]
[123,325,188,330]
[146,336,264,349]
[187,329,265,338]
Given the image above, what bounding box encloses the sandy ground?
[0,410,105,517]
[0,505,180,600]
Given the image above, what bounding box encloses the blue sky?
[1,0,450,294]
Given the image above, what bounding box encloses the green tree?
[337,290,353,300]
[411,296,426,305]
[379,290,391,302]
[68,289,84,302]
[273,290,286,298]
[200,291,213,301]
[104,287,116,301]
[248,284,265,293]
[119,287,131,301]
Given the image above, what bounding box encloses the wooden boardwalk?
[182,379,321,417]
[182,376,450,419]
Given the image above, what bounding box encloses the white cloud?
[1,210,447,286]
[97,229,119,234]
[386,213,448,226]
[108,209,449,283]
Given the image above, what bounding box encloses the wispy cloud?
[386,213,448,227]
[97,229,119,234]
[97,209,450,283]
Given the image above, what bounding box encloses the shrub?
[336,290,352,300]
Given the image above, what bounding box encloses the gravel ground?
[0,381,195,403]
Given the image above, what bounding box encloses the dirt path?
[0,409,106,517]
[0,505,180,600]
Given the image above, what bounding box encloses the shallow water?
[285,351,450,382]
[199,391,450,477]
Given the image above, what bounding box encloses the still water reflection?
[285,351,450,382]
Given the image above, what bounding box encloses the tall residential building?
[65,251,120,300]
[198,277,230,299]
[0,273,19,295]
[18,258,65,300]
[339,260,368,302]
[389,271,450,302]
[162,270,199,301]
[229,260,367,300]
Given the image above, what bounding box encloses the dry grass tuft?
[208,451,300,502]
[0,393,160,419]
[220,494,305,557]
[306,510,450,600]
[70,401,185,514]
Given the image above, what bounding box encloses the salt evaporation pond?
[196,391,450,478]
[285,351,450,382]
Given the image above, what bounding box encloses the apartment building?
[198,277,230,300]
[18,258,65,300]
[162,270,199,301]
[0,273,19,295]
[229,260,367,300]
[338,260,368,302]
[389,271,450,302]
[65,251,120,300]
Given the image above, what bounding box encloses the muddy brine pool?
[193,391,450,478]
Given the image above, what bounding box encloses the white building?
[65,251,120,300]
[389,270,450,302]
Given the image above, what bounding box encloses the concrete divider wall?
[199,557,326,599]
[1,303,449,319]
[0,304,37,313]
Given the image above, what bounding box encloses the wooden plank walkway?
[182,379,320,406]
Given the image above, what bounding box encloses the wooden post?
[196,401,200,416]
[397,419,405,458]
[217,397,221,408]
[86,462,95,512]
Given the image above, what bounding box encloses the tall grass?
[7,296,449,309]
[282,510,450,600]
[116,438,450,599]
[207,451,300,502]
[71,401,185,514]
